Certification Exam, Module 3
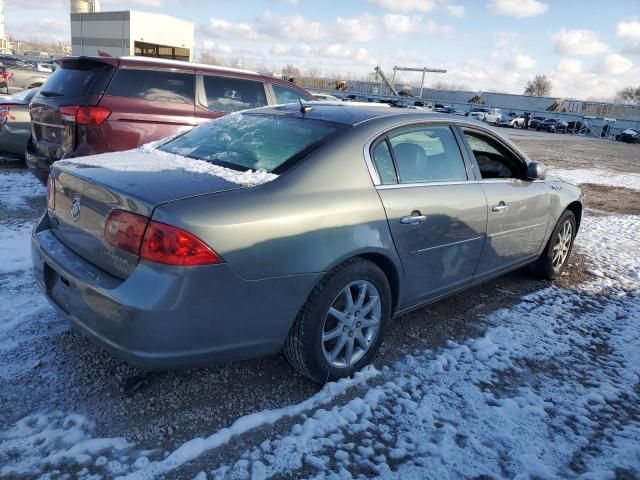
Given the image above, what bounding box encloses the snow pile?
[549,168,640,190]
[0,171,44,209]
[0,412,132,477]
[191,215,640,479]
[58,145,278,187]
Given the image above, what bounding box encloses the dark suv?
[26,56,314,182]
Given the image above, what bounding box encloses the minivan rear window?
[38,59,114,97]
[159,113,348,174]
[106,69,195,104]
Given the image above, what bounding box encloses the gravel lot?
[0,130,638,479]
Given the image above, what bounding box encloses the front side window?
[387,126,467,183]
[106,69,195,104]
[462,131,525,179]
[272,84,309,104]
[203,76,267,112]
[159,113,348,174]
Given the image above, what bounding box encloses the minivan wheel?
[283,258,392,384]
[529,210,576,280]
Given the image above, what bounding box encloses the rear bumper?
[31,215,319,370]
[25,141,52,184]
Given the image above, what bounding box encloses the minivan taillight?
[140,221,223,266]
[46,176,55,211]
[59,105,111,126]
[104,210,149,255]
[104,210,222,266]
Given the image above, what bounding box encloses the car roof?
[118,56,259,75]
[246,102,455,126]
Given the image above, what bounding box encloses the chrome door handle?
[400,214,427,225]
[492,202,508,213]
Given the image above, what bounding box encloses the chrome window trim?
[363,119,483,187]
[376,180,477,190]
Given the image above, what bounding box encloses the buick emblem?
[70,197,81,222]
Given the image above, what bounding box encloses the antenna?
[299,98,313,114]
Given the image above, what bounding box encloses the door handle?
[492,202,508,213]
[400,212,427,225]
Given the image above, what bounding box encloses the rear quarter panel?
[151,127,401,282]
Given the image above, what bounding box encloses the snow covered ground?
[0,167,639,479]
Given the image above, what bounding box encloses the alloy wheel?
[552,220,573,271]
[321,280,381,368]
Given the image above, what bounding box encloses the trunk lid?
[30,57,117,160]
[48,147,259,279]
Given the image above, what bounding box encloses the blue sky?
[5,0,640,99]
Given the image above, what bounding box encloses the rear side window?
[388,126,467,183]
[371,140,397,184]
[38,60,114,97]
[106,69,195,104]
[272,84,309,104]
[203,75,267,112]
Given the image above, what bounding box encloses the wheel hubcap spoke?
[321,279,382,369]
[552,220,572,270]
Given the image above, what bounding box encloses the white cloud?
[616,19,640,55]
[366,0,435,13]
[552,29,608,56]
[425,20,454,36]
[487,0,548,18]
[101,0,164,6]
[201,40,233,55]
[258,12,326,41]
[556,58,583,74]
[201,18,258,40]
[596,53,633,75]
[444,4,466,17]
[504,54,536,70]
[335,15,376,42]
[383,14,422,35]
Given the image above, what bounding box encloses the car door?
[459,127,550,280]
[370,124,487,305]
[195,73,269,123]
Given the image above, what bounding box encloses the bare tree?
[198,52,220,66]
[468,94,485,104]
[615,86,640,105]
[524,74,552,96]
[304,66,321,79]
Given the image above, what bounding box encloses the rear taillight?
[46,176,55,211]
[104,210,222,266]
[58,105,111,126]
[140,221,223,266]
[104,210,149,255]
[1,72,12,82]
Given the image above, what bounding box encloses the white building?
[70,10,194,61]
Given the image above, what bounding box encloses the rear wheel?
[284,258,392,384]
[530,210,576,279]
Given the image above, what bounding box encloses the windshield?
[159,113,348,174]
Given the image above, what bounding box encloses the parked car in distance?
[467,107,501,124]
[311,92,340,101]
[32,104,583,383]
[0,56,50,93]
[0,87,38,157]
[528,116,547,129]
[615,129,639,144]
[566,120,590,134]
[497,112,524,128]
[26,56,315,183]
[537,118,569,133]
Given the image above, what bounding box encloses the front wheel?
[284,258,392,384]
[530,210,576,279]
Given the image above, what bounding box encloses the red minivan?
[26,56,315,182]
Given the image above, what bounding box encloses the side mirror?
[526,161,546,180]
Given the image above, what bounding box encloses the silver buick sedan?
[32,103,583,383]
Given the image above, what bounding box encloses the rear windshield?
[159,113,348,174]
[38,60,114,97]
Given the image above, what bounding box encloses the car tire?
[283,258,392,384]
[529,210,576,280]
